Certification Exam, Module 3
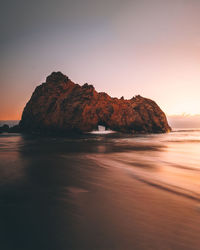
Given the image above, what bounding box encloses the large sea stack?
[19,72,171,134]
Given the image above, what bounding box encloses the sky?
[1,0,200,120]
[168,114,200,128]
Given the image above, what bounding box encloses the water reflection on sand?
[0,130,200,249]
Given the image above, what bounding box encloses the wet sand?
[69,165,200,250]
[0,132,200,249]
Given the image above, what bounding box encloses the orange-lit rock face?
[19,72,171,134]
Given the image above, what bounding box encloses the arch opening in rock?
[98,125,106,132]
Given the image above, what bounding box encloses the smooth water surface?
[0,129,200,249]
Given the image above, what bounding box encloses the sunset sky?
[1,0,200,120]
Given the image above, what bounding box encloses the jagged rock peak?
[82,83,94,89]
[46,71,69,83]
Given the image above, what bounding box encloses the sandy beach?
[0,132,200,249]
[77,165,200,250]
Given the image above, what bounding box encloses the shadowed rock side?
[19,72,171,134]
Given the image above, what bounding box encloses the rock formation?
[0,124,9,133]
[19,72,171,134]
[0,124,20,133]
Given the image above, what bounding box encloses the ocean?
[0,122,200,249]
[0,120,19,127]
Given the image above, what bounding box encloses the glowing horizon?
[1,80,200,120]
[1,102,200,121]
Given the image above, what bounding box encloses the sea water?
[0,126,200,249]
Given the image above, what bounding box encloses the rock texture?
[0,124,9,133]
[19,72,171,134]
[0,124,20,133]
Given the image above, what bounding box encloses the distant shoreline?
[0,120,19,126]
